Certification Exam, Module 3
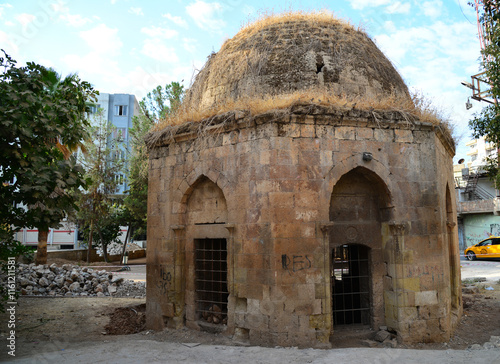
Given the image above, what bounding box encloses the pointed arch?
[319,155,399,222]
[328,166,391,330]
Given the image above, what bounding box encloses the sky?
[0,0,488,162]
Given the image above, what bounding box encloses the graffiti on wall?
[463,215,500,248]
[490,223,500,237]
[156,267,172,295]
[282,254,312,273]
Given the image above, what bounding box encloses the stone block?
[356,127,374,140]
[415,290,438,306]
[336,126,356,140]
[300,124,316,138]
[269,192,295,208]
[395,129,413,143]
[246,313,269,331]
[247,298,260,314]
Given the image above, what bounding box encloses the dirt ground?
[1,281,499,360]
[2,258,500,362]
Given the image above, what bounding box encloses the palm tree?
[34,67,92,265]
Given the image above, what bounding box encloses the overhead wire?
[456,0,475,25]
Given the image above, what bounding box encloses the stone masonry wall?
[146,108,460,347]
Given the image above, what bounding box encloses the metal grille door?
[331,244,370,326]
[195,239,228,325]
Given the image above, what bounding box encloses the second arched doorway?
[329,167,391,330]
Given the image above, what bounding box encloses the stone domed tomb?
[146,12,461,348]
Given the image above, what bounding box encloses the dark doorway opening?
[331,244,370,326]
[195,238,229,325]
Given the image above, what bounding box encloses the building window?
[115,174,126,185]
[113,128,126,141]
[471,155,477,162]
[115,105,128,116]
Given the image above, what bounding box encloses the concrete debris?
[3,263,145,298]
[468,336,500,351]
[96,242,143,256]
[373,330,391,343]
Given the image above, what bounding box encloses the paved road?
[6,339,500,363]
[460,256,500,282]
[107,257,500,285]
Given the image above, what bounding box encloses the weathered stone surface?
[146,13,460,350]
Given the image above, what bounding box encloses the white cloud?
[421,1,442,18]
[0,3,12,18]
[129,7,144,16]
[16,13,35,28]
[141,26,178,39]
[242,5,256,16]
[186,0,226,32]
[348,0,391,10]
[0,29,19,54]
[59,13,92,27]
[62,52,121,88]
[162,13,188,28]
[374,20,482,151]
[375,21,478,66]
[183,37,197,53]
[50,1,68,14]
[79,24,123,54]
[141,38,179,63]
[383,21,397,33]
[386,1,411,14]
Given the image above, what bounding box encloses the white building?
[465,135,498,168]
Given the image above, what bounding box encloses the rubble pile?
[96,242,143,256]
[6,263,145,298]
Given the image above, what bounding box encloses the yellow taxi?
[465,237,500,260]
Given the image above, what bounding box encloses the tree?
[0,50,97,265]
[469,2,500,186]
[140,81,184,122]
[120,82,184,259]
[75,109,124,263]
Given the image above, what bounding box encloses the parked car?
[465,237,500,260]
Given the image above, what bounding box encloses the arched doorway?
[184,176,230,330]
[331,244,370,325]
[329,167,391,329]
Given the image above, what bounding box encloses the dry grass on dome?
[155,88,452,133]
[152,11,454,142]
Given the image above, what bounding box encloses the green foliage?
[78,204,122,260]
[468,3,500,182]
[140,81,184,122]
[122,82,184,239]
[75,109,124,261]
[0,50,97,233]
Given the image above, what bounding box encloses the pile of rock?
[6,263,145,298]
[96,242,143,256]
[468,336,500,351]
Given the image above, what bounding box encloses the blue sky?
[0,0,487,161]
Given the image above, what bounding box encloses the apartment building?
[15,93,140,249]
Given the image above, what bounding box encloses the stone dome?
[184,13,410,112]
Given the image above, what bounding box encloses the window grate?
[195,239,228,325]
[331,244,370,326]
